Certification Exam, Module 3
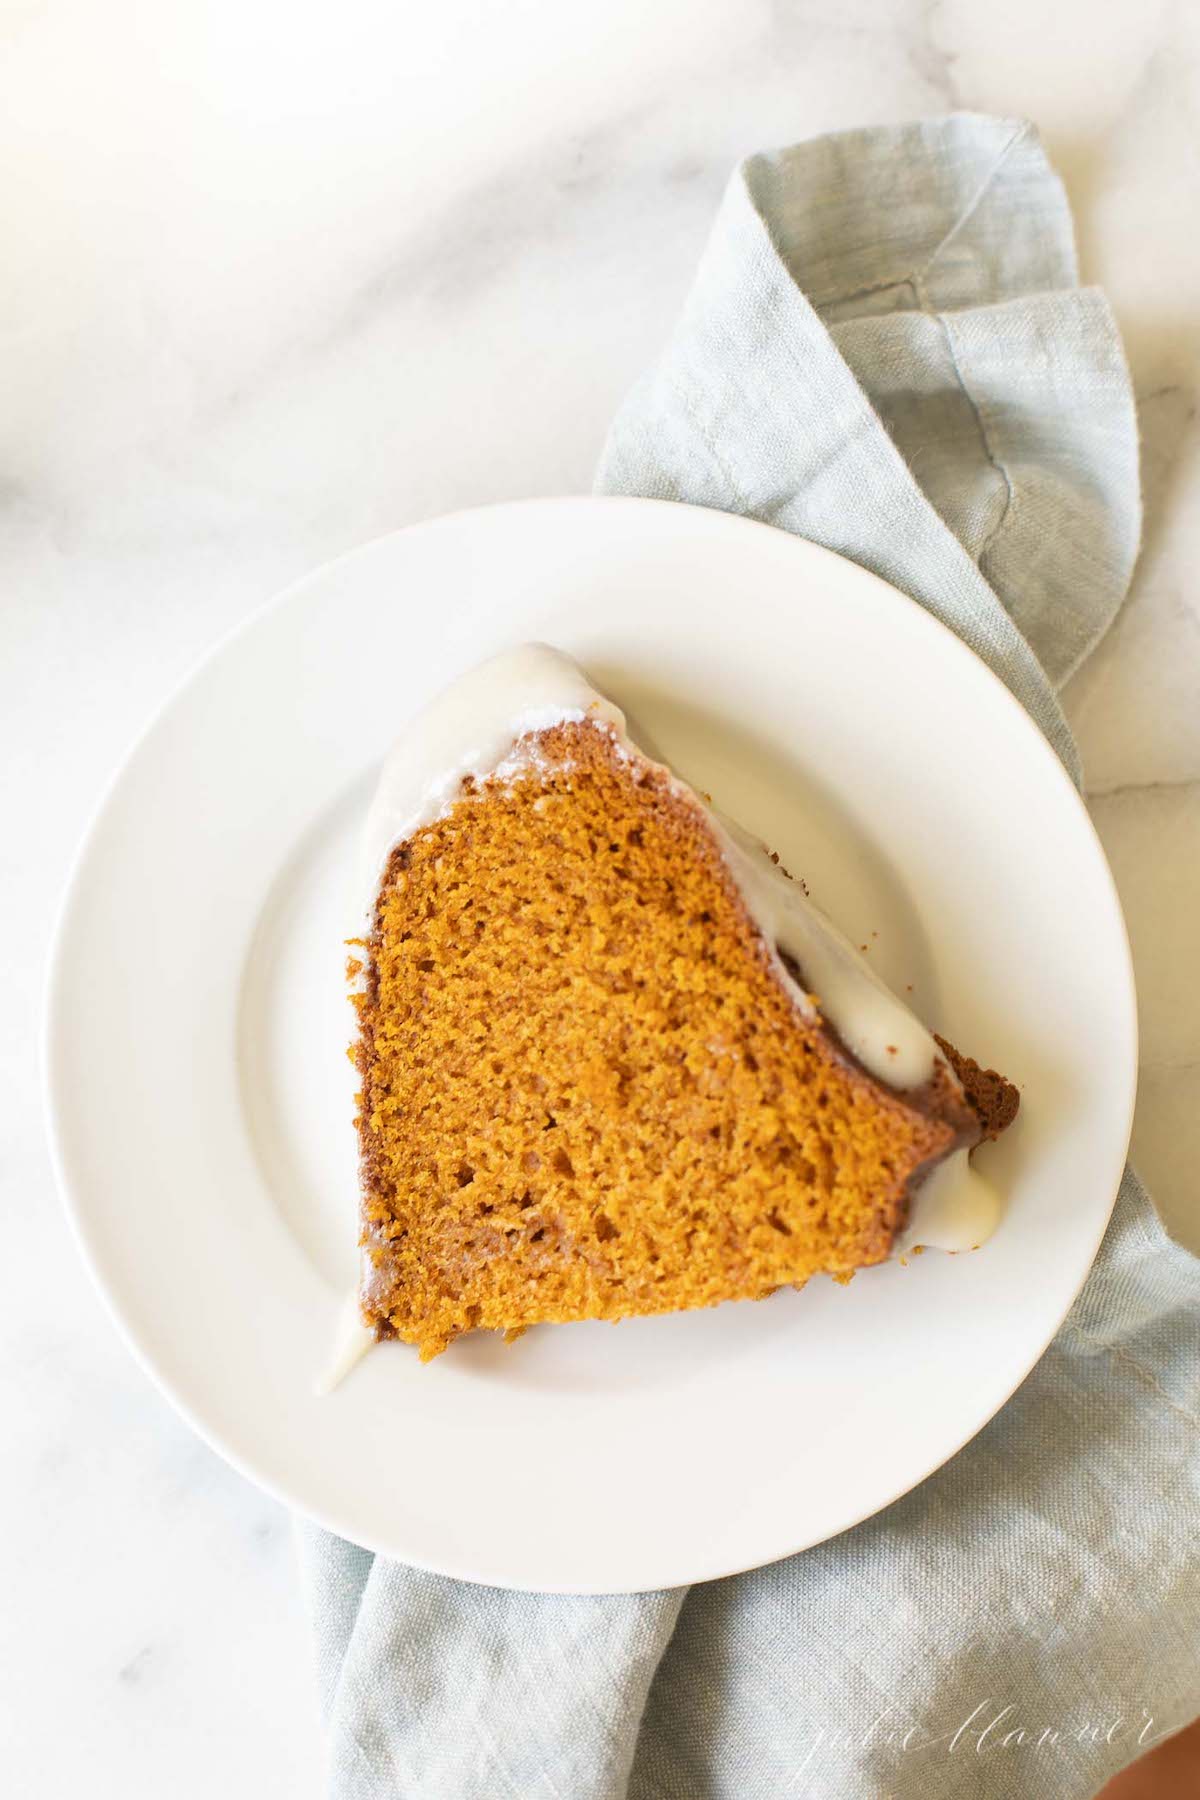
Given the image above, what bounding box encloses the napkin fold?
[302,114,1200,1800]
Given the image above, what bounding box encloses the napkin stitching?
[918,292,1017,561]
[906,121,1024,562]
[1108,1345,1200,1432]
[918,119,1028,286]
[814,274,916,314]
[667,370,753,514]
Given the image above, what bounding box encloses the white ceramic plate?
[45,497,1136,1594]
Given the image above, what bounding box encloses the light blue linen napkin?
[301,115,1200,1800]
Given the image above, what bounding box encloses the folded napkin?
[302,115,1200,1799]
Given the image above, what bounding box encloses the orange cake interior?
[353,714,1015,1361]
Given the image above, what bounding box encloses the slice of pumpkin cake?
[351,644,1017,1361]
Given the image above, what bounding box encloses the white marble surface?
[3,1,1198,1793]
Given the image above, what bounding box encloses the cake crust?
[934,1035,1020,1141]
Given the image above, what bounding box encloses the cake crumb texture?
[355,722,971,1359]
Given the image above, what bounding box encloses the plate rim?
[41,494,1139,1592]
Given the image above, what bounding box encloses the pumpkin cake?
[350,645,1018,1362]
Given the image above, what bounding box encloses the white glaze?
[715,818,1004,1252]
[314,1291,376,1396]
[716,819,937,1090]
[898,1148,1002,1254]
[359,643,625,911]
